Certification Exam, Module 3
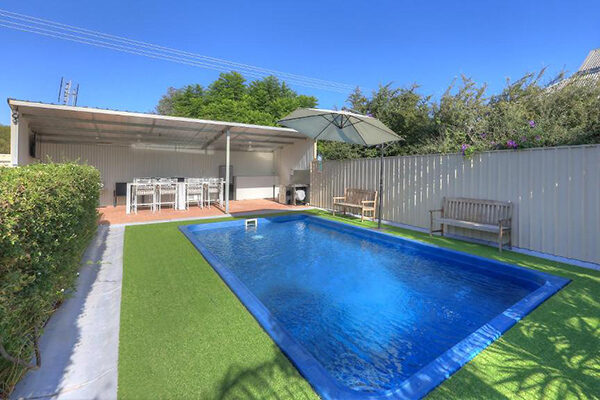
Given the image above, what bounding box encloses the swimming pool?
[180,214,569,399]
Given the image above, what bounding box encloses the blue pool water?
[181,215,568,399]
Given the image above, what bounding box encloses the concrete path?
[10,209,315,400]
[11,225,124,400]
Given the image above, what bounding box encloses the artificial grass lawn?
[118,210,599,399]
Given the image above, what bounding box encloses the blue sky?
[1,0,598,125]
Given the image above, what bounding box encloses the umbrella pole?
[377,144,384,229]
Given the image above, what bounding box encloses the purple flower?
[529,120,536,128]
[520,136,527,142]
[461,143,469,155]
[507,140,517,149]
[480,133,487,139]
[491,141,496,146]
[535,135,541,141]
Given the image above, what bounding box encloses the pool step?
[245,218,258,228]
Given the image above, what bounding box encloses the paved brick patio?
[98,198,310,225]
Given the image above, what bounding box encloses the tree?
[155,72,318,126]
[431,75,489,153]
[0,125,9,154]
[207,72,246,101]
[157,70,600,160]
[320,69,600,160]
[367,83,435,153]
[318,83,436,160]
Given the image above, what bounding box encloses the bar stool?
[205,178,221,208]
[132,178,156,213]
[156,178,177,211]
[185,178,204,209]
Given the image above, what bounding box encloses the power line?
[0,19,353,94]
[0,9,356,91]
[0,18,347,92]
[0,20,275,82]
[0,9,363,94]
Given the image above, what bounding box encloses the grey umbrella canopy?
[278,108,401,145]
[279,108,402,228]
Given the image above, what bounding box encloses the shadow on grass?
[213,347,316,400]
[478,290,600,399]
[476,292,594,398]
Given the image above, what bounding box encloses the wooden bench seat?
[430,197,513,251]
[434,218,503,233]
[332,188,377,222]
[334,201,375,210]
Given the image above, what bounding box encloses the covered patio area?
[8,99,315,213]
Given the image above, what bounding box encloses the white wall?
[38,141,276,206]
[11,115,34,166]
[274,139,314,185]
[235,175,278,199]
[311,145,600,265]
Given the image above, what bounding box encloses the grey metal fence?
[311,144,600,264]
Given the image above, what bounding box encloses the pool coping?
[179,214,570,400]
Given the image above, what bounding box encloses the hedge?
[0,163,100,398]
[321,71,600,160]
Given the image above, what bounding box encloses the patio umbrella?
[278,108,402,228]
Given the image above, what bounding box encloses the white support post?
[125,183,131,214]
[225,128,230,214]
[10,110,19,166]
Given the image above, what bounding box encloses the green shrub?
[0,126,9,154]
[320,71,600,160]
[0,163,100,398]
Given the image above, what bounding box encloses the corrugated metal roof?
[578,48,600,70]
[7,99,309,152]
[547,48,600,90]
